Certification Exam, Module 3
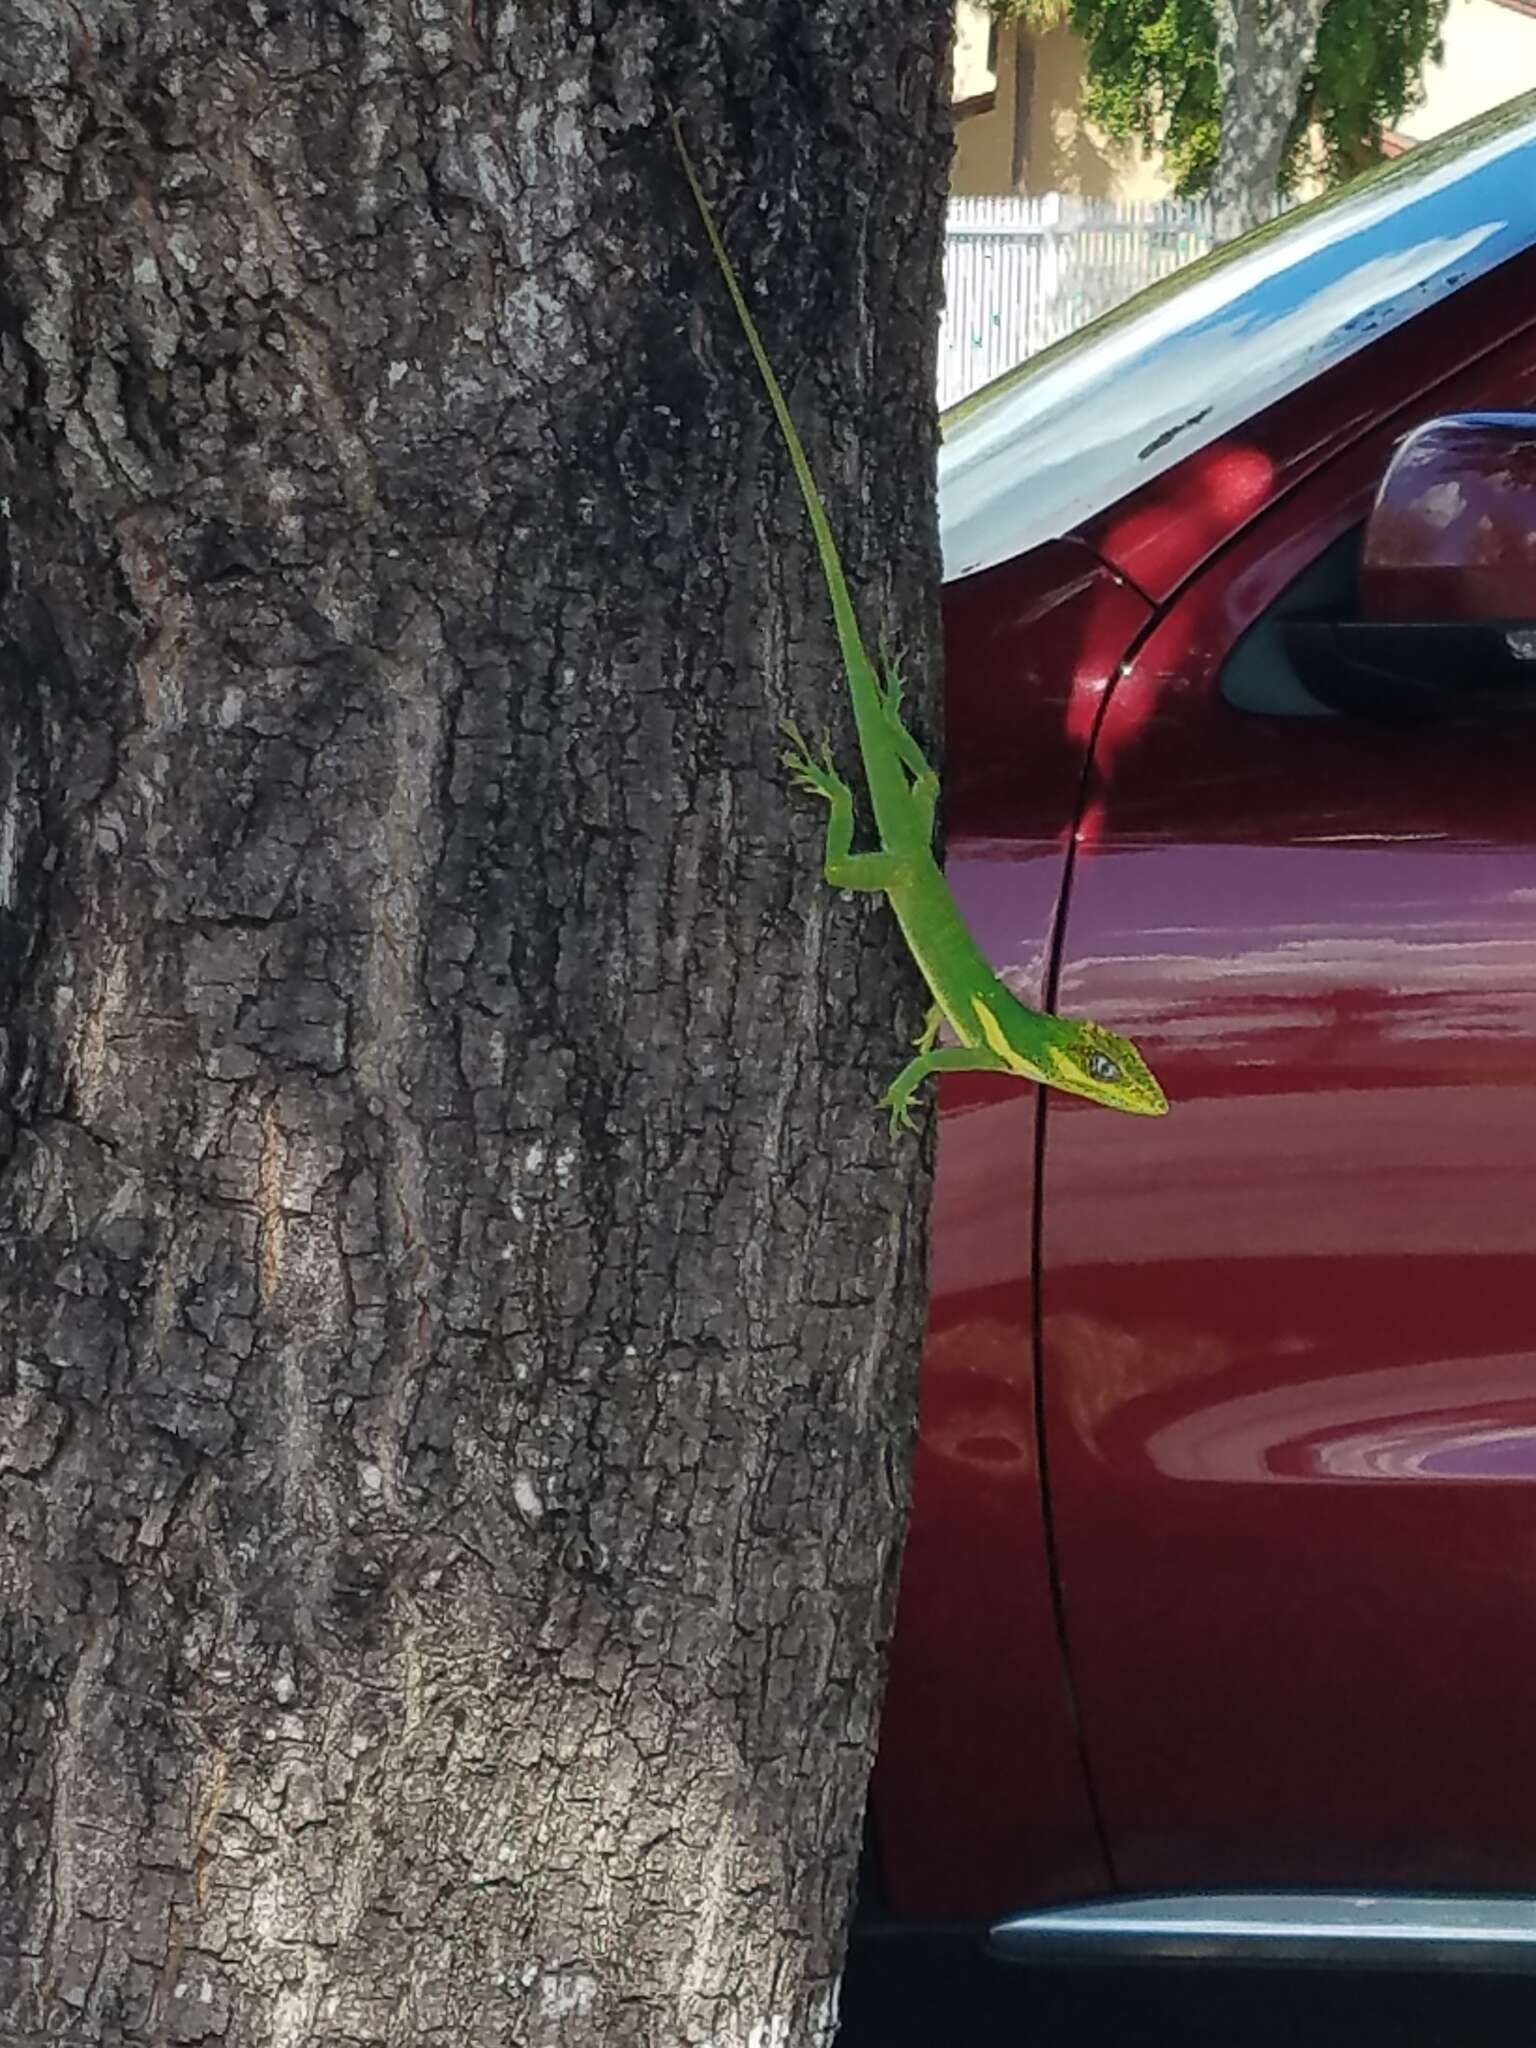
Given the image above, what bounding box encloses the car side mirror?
[1283,413,1536,719]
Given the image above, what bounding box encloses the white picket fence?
[940,194,1221,409]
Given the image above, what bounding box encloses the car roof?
[939,92,1536,586]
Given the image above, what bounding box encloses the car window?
[1222,527,1363,719]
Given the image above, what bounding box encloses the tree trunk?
[0,6,951,2043]
[1209,0,1327,240]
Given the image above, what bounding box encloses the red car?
[868,88,1536,1974]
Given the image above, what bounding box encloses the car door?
[1041,322,1536,1894]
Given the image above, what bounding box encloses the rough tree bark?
[0,5,951,2043]
[1209,0,1328,240]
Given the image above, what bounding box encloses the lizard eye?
[1085,1050,1122,1084]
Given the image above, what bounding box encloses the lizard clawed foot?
[876,634,907,718]
[780,720,852,806]
[877,1077,923,1138]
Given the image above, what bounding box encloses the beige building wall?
[1395,0,1536,143]
[951,0,999,108]
[950,1,1018,192]
[951,15,1175,199]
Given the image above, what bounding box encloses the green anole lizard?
[673,117,1168,1130]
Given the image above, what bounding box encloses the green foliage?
[1301,0,1449,181]
[987,0,1449,195]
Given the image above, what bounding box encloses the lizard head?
[969,994,1169,1117]
[1047,1016,1169,1117]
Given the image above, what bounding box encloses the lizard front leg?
[879,1043,1012,1134]
[782,722,902,891]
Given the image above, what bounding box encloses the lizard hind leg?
[875,641,940,842]
[781,720,901,893]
